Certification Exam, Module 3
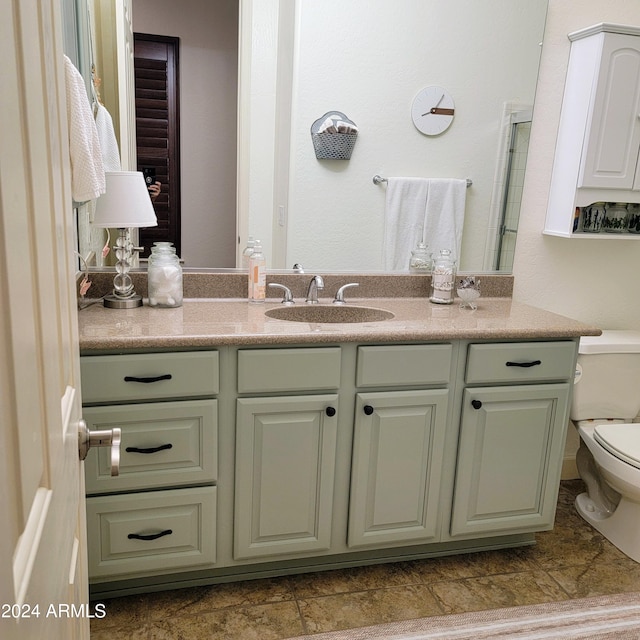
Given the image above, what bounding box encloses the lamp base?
[103,293,143,309]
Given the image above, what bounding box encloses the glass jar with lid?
[147,242,183,307]
[627,203,640,234]
[409,241,432,272]
[429,249,456,304]
[602,203,628,233]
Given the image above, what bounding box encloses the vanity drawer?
[465,341,576,384]
[81,351,219,404]
[356,344,452,387]
[86,486,216,580]
[84,400,217,494]
[237,347,341,393]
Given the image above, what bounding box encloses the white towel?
[382,177,467,271]
[95,103,122,172]
[64,55,105,203]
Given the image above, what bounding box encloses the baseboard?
[561,455,579,480]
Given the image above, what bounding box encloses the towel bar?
[373,174,472,187]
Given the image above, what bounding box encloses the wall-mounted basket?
[311,111,358,160]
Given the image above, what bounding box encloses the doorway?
[134,33,181,256]
[494,112,532,272]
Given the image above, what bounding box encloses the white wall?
[513,0,640,329]
[133,0,238,268]
[284,0,547,271]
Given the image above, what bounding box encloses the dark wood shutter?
[134,34,180,256]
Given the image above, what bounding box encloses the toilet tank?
[571,330,640,422]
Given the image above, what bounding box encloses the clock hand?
[430,107,455,116]
[422,93,444,117]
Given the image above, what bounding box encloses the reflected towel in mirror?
[382,177,467,271]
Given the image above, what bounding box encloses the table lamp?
[92,171,158,308]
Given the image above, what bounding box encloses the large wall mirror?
[79,0,548,273]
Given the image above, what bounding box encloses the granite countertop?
[77,296,601,353]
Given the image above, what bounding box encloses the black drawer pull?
[125,443,173,454]
[127,529,173,541]
[325,406,336,417]
[363,405,374,416]
[505,360,542,368]
[124,374,172,384]
[471,399,483,410]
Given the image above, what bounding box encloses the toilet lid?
[594,423,640,469]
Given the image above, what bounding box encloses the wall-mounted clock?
[411,86,455,136]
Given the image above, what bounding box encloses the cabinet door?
[451,384,570,537]
[579,33,640,190]
[348,390,449,548]
[234,394,338,560]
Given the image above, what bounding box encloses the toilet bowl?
[575,421,640,561]
[571,331,640,562]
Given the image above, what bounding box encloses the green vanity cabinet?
[348,389,449,548]
[80,337,579,594]
[81,351,219,582]
[233,347,341,561]
[450,341,575,538]
[234,394,339,559]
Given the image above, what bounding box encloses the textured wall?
[513,0,640,329]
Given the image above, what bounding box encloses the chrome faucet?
[305,275,324,304]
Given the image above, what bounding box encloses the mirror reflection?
[83,0,548,273]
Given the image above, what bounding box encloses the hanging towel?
[382,177,467,270]
[95,103,122,172]
[422,178,467,263]
[63,55,105,203]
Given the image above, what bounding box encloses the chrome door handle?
[78,419,121,476]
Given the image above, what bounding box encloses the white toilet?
[571,330,640,562]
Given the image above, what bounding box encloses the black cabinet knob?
[325,406,336,417]
[363,405,374,416]
[471,399,482,410]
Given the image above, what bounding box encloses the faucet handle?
[268,283,295,305]
[333,282,359,304]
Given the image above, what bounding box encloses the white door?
[1,1,90,639]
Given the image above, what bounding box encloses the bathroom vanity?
[77,283,599,598]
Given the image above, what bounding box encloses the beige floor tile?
[147,601,303,640]
[289,562,416,597]
[90,624,150,639]
[142,577,295,619]
[430,570,570,615]
[549,560,640,599]
[297,584,443,634]
[403,546,539,584]
[90,595,149,632]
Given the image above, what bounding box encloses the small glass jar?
[579,203,605,233]
[602,203,628,233]
[627,203,640,234]
[429,249,456,304]
[147,243,183,307]
[409,242,432,272]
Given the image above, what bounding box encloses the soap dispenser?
[248,240,266,303]
[241,236,255,269]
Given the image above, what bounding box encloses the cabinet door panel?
[234,395,338,559]
[579,34,640,189]
[451,384,570,537]
[348,390,449,548]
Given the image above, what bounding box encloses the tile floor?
[90,480,640,639]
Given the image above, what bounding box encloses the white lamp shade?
[93,171,158,228]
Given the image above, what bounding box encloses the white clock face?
[411,86,455,136]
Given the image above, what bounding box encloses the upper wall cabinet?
[544,23,640,238]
